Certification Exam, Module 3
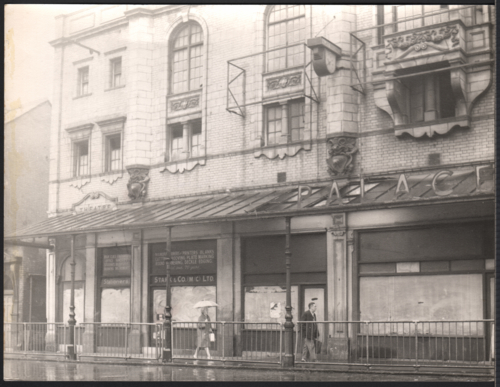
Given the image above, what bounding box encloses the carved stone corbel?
[126,165,150,200]
[326,136,358,177]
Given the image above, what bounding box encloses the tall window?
[171,22,203,94]
[265,99,304,145]
[74,140,89,176]
[398,64,455,124]
[168,119,202,161]
[78,67,89,96]
[267,5,305,72]
[110,57,122,88]
[105,134,121,171]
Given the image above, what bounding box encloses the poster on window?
[244,286,298,326]
[101,288,130,323]
[153,286,216,323]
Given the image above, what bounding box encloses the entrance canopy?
[5,164,493,239]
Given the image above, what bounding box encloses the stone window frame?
[77,66,90,97]
[169,21,204,95]
[166,117,202,162]
[73,139,90,177]
[161,11,209,174]
[263,98,305,146]
[266,4,306,73]
[65,123,93,187]
[110,57,122,89]
[104,47,127,92]
[250,5,314,160]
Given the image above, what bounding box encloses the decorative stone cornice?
[385,25,459,59]
[267,73,302,90]
[171,96,200,111]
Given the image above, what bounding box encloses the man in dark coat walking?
[300,302,319,362]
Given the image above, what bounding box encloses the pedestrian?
[300,302,319,362]
[194,307,212,359]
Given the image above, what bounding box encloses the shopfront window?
[98,246,131,323]
[149,240,217,323]
[244,285,298,325]
[59,255,86,323]
[153,286,216,323]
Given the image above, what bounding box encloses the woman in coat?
[194,307,212,359]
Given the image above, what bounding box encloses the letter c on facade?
[432,170,453,196]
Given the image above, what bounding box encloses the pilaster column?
[326,213,348,360]
[45,239,57,351]
[82,233,97,353]
[129,230,143,353]
[217,222,235,357]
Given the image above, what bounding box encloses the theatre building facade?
[6,5,495,362]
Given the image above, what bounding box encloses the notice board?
[150,240,217,275]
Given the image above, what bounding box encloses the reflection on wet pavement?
[3,359,492,382]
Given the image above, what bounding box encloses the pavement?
[3,358,495,382]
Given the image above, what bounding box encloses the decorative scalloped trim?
[395,118,470,138]
[69,177,91,190]
[253,142,311,160]
[160,158,206,174]
[101,172,123,184]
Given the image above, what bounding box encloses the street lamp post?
[68,234,77,360]
[282,217,294,367]
[162,226,173,362]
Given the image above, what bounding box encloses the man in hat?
[300,302,319,362]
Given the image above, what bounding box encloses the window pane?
[101,288,130,323]
[267,5,305,71]
[172,22,204,93]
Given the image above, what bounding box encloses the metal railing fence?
[295,320,494,369]
[76,322,162,360]
[170,321,283,364]
[4,319,494,370]
[4,323,69,355]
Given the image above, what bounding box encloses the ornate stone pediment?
[72,191,118,214]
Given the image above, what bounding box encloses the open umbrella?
[193,300,218,309]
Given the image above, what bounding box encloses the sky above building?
[5,4,87,119]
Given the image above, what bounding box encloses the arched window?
[58,255,85,323]
[171,22,204,94]
[267,5,305,72]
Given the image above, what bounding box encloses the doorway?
[299,286,326,351]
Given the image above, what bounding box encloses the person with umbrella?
[193,300,217,359]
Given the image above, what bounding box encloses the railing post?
[222,322,225,360]
[125,324,129,358]
[414,321,419,368]
[365,322,369,365]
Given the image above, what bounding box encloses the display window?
[97,246,131,323]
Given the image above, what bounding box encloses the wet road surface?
[3,359,492,382]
